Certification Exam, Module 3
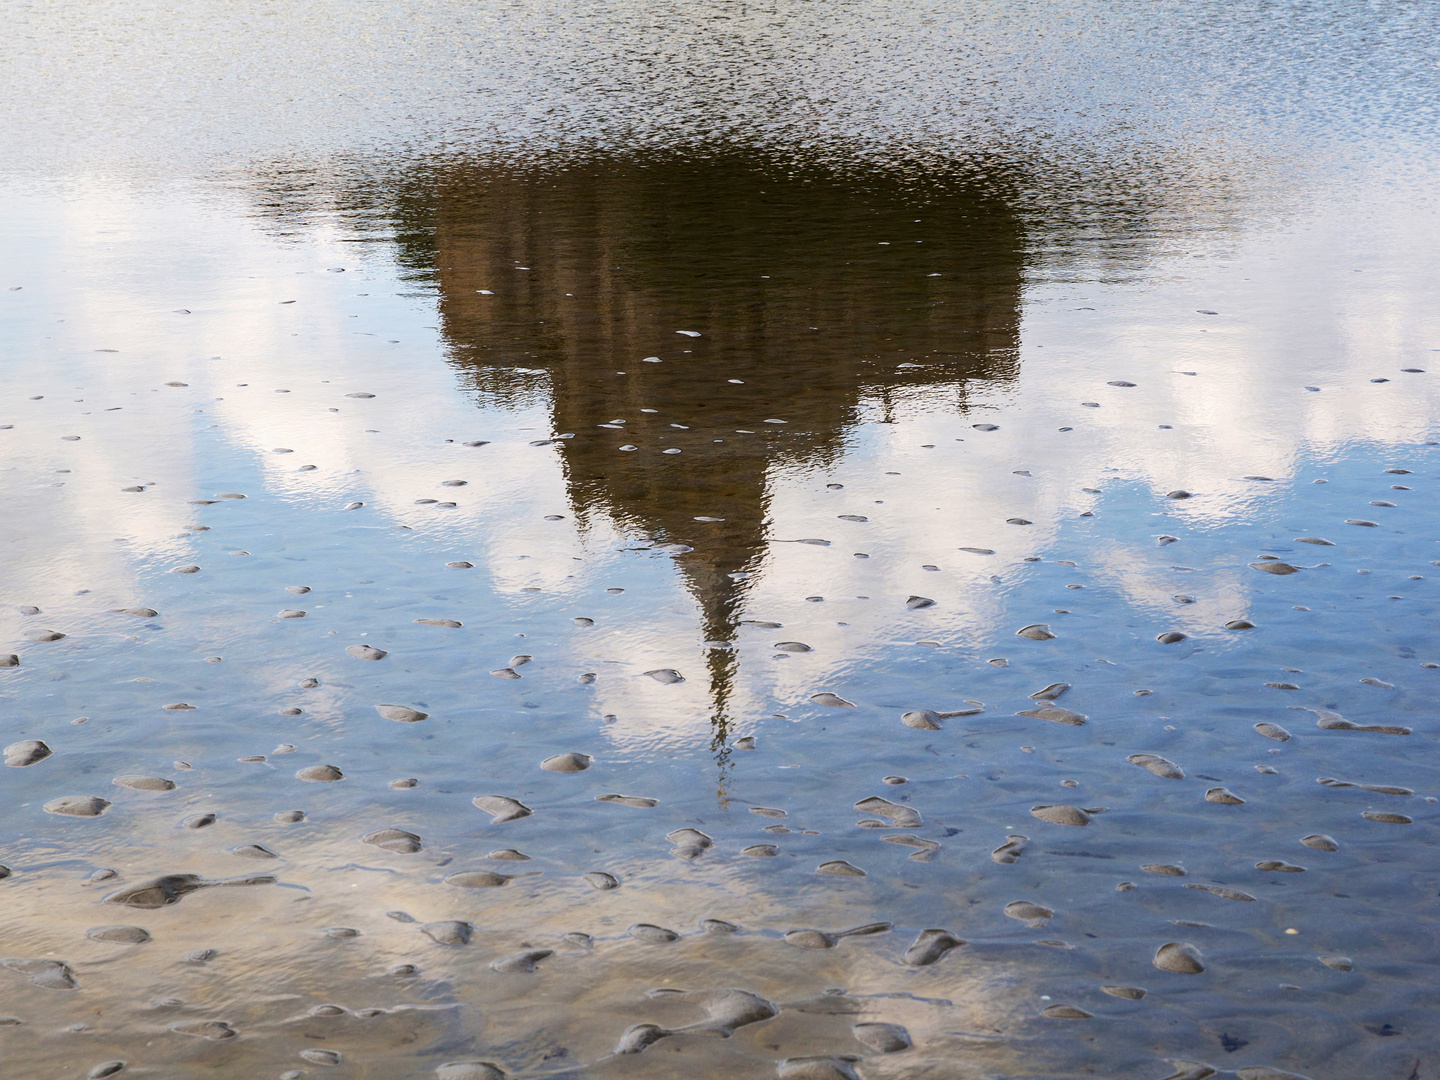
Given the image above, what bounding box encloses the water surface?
[2,3,1440,1078]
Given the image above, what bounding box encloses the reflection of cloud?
[6,158,1440,753]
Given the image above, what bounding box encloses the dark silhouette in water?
[385,153,1025,781]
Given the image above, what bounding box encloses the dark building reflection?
[384,153,1026,774]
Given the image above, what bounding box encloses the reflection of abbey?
[393,155,1024,737]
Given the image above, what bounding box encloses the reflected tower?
[392,153,1025,766]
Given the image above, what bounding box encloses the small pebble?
[113,775,175,791]
[1031,804,1091,826]
[540,752,592,772]
[1100,985,1146,1000]
[231,844,279,859]
[629,923,678,942]
[422,921,473,946]
[375,704,428,723]
[1205,787,1245,804]
[1362,811,1413,824]
[1142,863,1186,876]
[1185,884,1256,902]
[44,795,111,817]
[851,1022,911,1053]
[296,765,344,782]
[473,795,532,822]
[363,828,423,853]
[1153,941,1205,973]
[435,1064,506,1080]
[491,949,553,973]
[1004,900,1054,923]
[171,1020,237,1040]
[902,928,965,966]
[595,793,657,808]
[4,740,51,767]
[1127,753,1184,779]
[86,925,152,944]
[991,835,1029,864]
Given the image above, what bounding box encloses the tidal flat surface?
[3,2,1440,1078]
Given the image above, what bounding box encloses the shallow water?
[3,3,1440,1079]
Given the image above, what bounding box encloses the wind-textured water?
[2,2,1439,1078]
